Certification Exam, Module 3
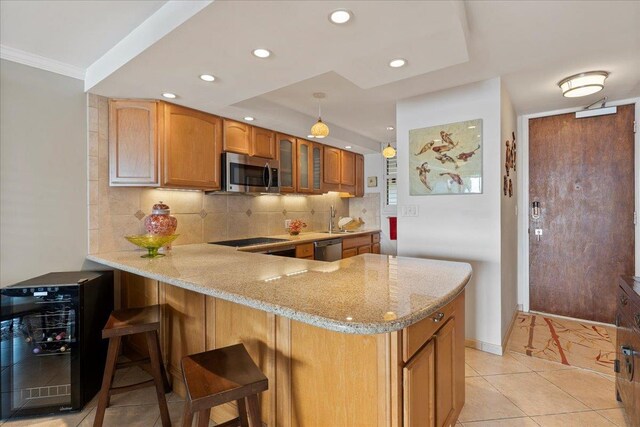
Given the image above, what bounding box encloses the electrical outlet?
[400,205,419,217]
[284,219,291,229]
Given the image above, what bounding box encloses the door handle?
[531,201,541,219]
[265,163,273,191]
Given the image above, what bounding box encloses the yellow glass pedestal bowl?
[125,234,179,258]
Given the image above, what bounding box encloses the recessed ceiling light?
[468,125,476,129]
[389,58,406,68]
[329,9,352,24]
[162,92,176,99]
[244,116,255,121]
[386,126,395,131]
[252,48,271,58]
[345,145,352,149]
[307,135,315,138]
[199,74,216,82]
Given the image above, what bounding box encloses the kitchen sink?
[319,230,358,234]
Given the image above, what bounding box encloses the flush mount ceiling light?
[389,58,406,68]
[329,9,352,24]
[558,71,609,98]
[162,92,177,99]
[386,126,395,131]
[307,135,315,138]
[382,143,396,159]
[199,74,216,82]
[345,145,352,149]
[310,92,329,138]
[244,116,255,121]
[252,48,271,58]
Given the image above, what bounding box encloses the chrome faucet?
[328,205,336,234]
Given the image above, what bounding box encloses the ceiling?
[0,0,166,68]
[1,1,639,154]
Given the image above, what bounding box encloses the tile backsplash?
[87,94,348,254]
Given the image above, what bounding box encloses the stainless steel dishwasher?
[314,238,342,261]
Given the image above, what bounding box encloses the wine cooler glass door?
[1,287,78,418]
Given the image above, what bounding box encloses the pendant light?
[382,143,396,159]
[310,92,329,138]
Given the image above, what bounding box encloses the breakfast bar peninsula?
[88,243,471,427]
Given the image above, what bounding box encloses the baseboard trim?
[464,339,503,356]
[501,305,520,353]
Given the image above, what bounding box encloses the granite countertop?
[216,229,381,252]
[87,242,472,335]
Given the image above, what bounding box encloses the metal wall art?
[409,119,483,195]
[503,131,516,198]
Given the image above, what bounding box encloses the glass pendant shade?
[382,143,396,158]
[558,71,609,98]
[311,119,329,138]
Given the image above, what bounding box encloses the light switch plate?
[367,176,378,187]
[284,219,291,228]
[400,205,419,217]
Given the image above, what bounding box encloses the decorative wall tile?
[88,131,99,157]
[88,156,99,181]
[88,93,98,108]
[101,187,141,216]
[88,107,98,132]
[252,194,283,213]
[99,215,145,253]
[141,189,203,214]
[89,181,99,206]
[89,204,100,230]
[203,194,228,213]
[173,214,203,245]
[248,212,269,236]
[227,195,252,212]
[227,215,250,239]
[89,229,99,254]
[203,213,228,242]
[199,210,207,219]
[245,209,252,217]
[134,210,146,220]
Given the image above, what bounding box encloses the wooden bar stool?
[93,305,171,427]
[181,343,268,427]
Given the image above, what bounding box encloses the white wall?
[500,83,518,342]
[363,153,397,254]
[396,78,504,350]
[0,60,91,286]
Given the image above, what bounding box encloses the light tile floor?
[1,348,632,426]
[458,348,632,427]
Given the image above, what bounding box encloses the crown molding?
[0,45,85,80]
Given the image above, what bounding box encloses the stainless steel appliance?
[0,271,113,418]
[221,153,280,193]
[314,239,342,262]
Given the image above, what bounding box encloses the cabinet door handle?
[431,312,445,323]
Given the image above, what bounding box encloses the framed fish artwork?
[409,118,483,195]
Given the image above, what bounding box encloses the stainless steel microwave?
[221,153,280,193]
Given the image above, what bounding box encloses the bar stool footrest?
[109,379,155,396]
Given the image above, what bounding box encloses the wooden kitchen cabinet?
[403,339,436,427]
[295,243,314,259]
[119,271,466,427]
[109,100,161,186]
[323,146,342,192]
[277,134,297,193]
[340,150,356,194]
[163,103,222,189]
[297,139,313,193]
[251,126,276,159]
[615,277,640,426]
[109,100,222,190]
[372,243,381,254]
[159,283,206,397]
[355,154,365,197]
[223,119,251,154]
[342,233,375,258]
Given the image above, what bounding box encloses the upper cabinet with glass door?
[277,134,297,193]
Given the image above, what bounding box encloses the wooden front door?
[529,104,635,323]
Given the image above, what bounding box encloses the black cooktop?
[209,237,289,248]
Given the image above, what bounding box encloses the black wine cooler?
[1,271,113,419]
